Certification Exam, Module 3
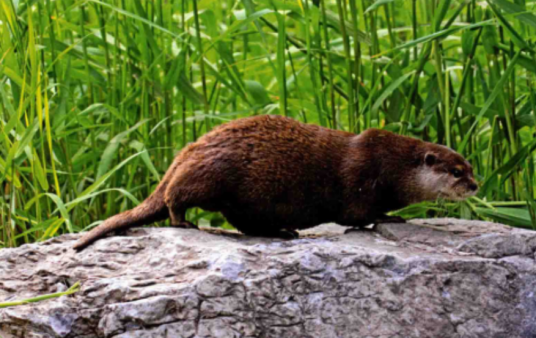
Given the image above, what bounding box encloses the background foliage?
[1,0,536,248]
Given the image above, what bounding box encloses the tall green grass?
[1,0,536,248]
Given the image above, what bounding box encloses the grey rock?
[1,219,536,338]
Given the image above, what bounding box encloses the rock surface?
[1,219,536,338]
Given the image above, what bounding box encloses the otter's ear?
[424,153,437,166]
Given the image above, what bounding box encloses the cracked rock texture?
[1,219,536,338]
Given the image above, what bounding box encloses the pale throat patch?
[415,167,449,200]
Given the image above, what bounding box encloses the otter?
[73,115,478,250]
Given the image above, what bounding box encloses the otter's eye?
[451,169,463,178]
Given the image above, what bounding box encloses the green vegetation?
[1,0,536,248]
[0,282,80,308]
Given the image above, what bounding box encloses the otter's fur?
[73,115,477,250]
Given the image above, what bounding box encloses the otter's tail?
[72,182,169,251]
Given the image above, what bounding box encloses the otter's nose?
[468,182,478,191]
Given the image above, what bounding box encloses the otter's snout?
[468,182,478,192]
[443,177,478,201]
[462,179,479,198]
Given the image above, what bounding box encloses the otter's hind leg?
[169,208,197,229]
[164,162,223,229]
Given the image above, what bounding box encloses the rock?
[1,218,536,338]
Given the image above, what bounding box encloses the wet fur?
[73,115,475,250]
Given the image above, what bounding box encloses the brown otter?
[73,115,478,250]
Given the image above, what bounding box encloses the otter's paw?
[279,229,299,239]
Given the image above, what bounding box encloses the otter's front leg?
[374,214,406,224]
[338,216,375,234]
[338,207,375,234]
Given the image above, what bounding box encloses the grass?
[0,281,81,308]
[1,0,536,248]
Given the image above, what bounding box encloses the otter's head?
[416,145,478,201]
